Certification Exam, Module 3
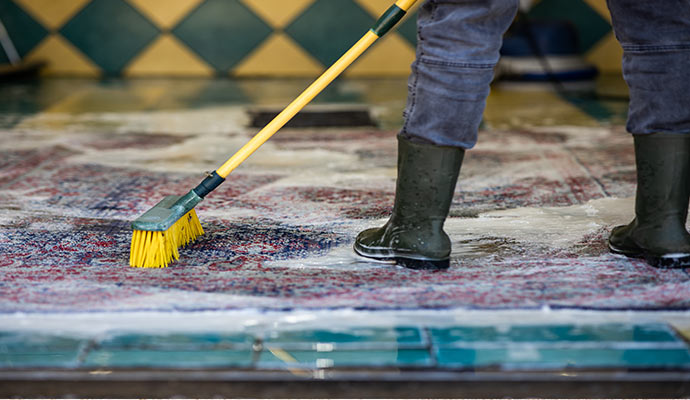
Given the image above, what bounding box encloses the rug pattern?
[1,117,689,312]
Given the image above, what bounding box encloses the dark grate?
[248,108,377,128]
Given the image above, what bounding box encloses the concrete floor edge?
[2,370,690,398]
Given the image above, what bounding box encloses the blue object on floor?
[499,19,598,82]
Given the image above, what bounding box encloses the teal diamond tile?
[431,324,680,344]
[397,12,418,47]
[0,0,48,64]
[528,0,611,52]
[172,0,272,72]
[59,0,159,75]
[258,348,431,368]
[284,0,375,66]
[0,332,84,368]
[436,348,690,369]
[263,327,425,349]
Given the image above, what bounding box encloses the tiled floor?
[4,323,689,371]
[1,75,690,397]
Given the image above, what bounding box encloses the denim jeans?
[401,0,690,149]
[607,0,690,135]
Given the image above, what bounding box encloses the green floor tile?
[432,323,690,370]
[258,348,431,368]
[81,332,255,368]
[435,347,690,369]
[263,327,425,349]
[430,323,680,344]
[0,353,81,368]
[0,333,84,368]
[84,348,252,368]
[100,332,254,349]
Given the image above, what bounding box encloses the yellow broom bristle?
[129,209,204,268]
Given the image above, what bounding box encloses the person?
[353,0,690,269]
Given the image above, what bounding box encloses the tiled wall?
[1,0,621,77]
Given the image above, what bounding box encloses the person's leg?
[402,0,519,148]
[606,0,690,268]
[354,0,518,269]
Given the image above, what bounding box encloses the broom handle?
[215,0,418,178]
[0,18,20,65]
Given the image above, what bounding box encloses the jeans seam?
[622,44,690,53]
[418,57,495,69]
[403,0,436,136]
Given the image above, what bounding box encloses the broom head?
[130,191,203,268]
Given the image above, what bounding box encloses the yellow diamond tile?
[484,88,597,129]
[583,0,611,22]
[345,33,415,77]
[354,0,394,16]
[232,32,323,77]
[124,34,214,77]
[13,0,90,30]
[239,0,316,29]
[125,0,204,29]
[585,32,622,73]
[24,34,100,77]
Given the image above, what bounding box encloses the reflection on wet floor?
[0,74,628,127]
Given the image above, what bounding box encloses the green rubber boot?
[354,136,464,270]
[608,133,690,268]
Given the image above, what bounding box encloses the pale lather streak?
[445,197,635,250]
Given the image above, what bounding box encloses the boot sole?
[609,243,690,269]
[353,246,449,270]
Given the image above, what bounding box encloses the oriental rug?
[1,111,688,312]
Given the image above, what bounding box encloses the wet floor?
[1,75,689,395]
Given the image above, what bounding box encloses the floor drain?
[248,107,377,128]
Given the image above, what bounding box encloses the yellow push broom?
[129,0,419,268]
